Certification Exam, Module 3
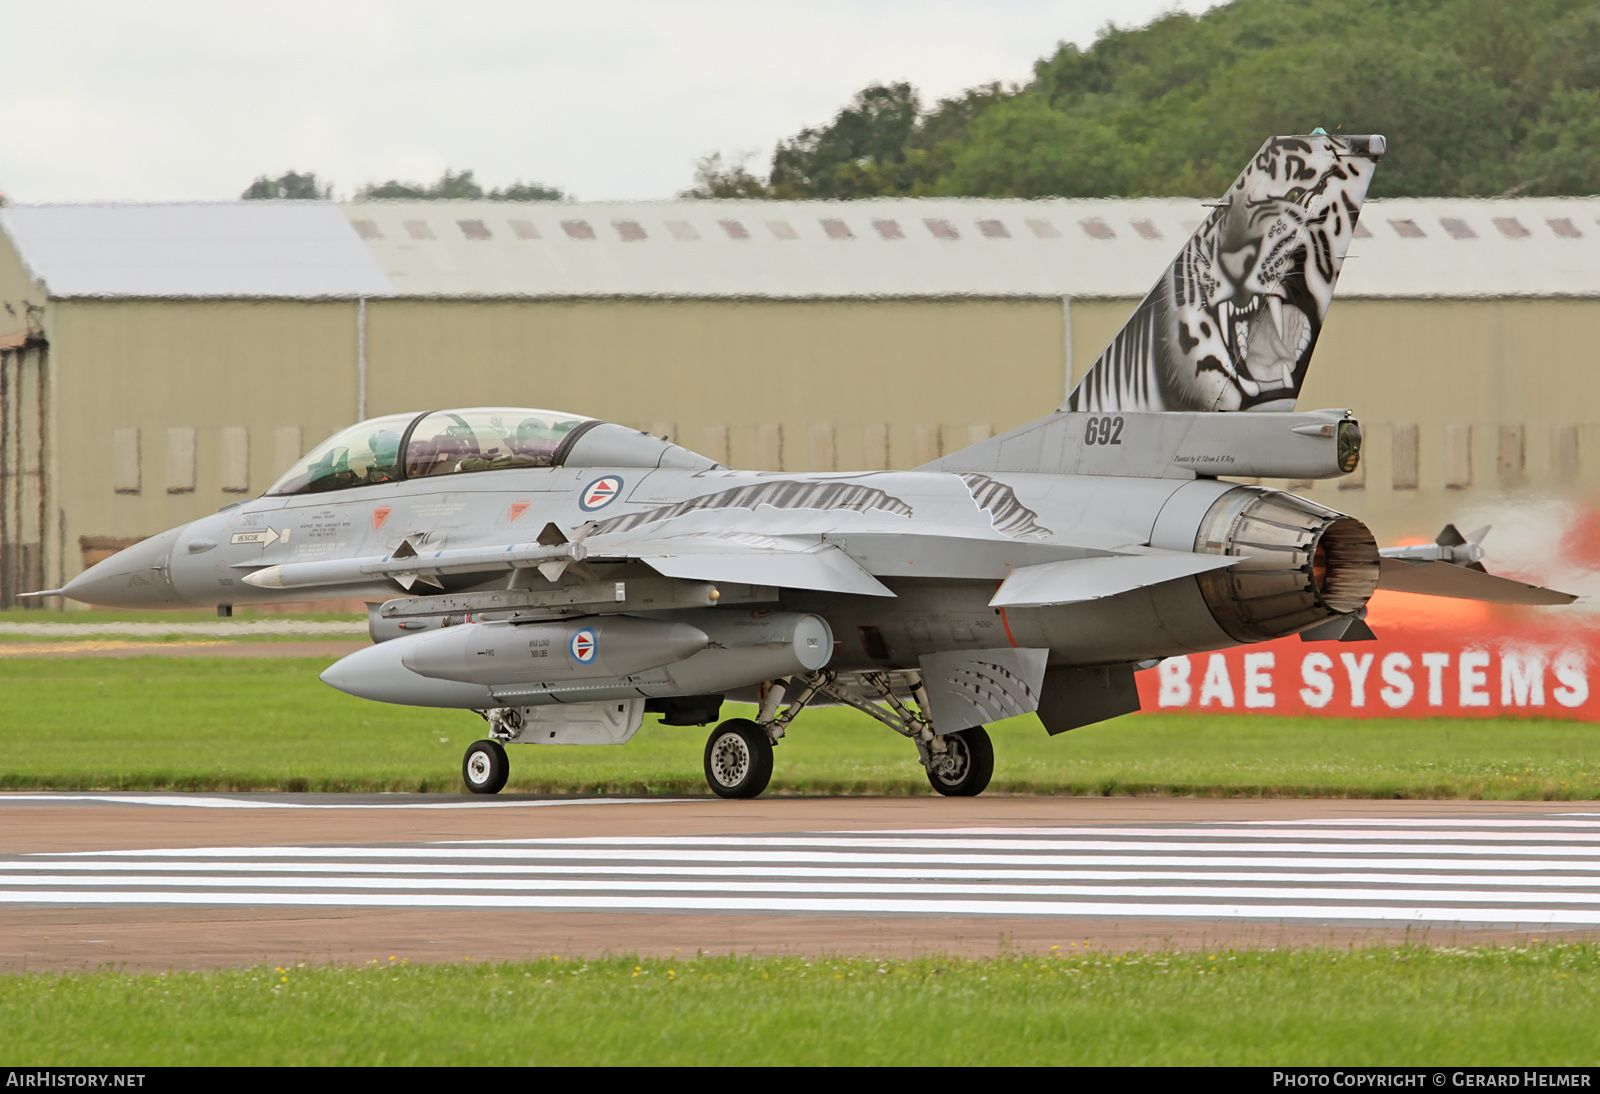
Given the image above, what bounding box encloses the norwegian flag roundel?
[579,476,623,511]
[569,628,597,663]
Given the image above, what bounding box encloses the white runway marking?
[9,816,1600,927]
[0,794,690,810]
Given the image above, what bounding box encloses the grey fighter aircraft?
[41,132,1576,799]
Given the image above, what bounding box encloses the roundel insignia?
[569,628,597,663]
[579,476,623,511]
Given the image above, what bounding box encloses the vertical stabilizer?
[1064,133,1384,414]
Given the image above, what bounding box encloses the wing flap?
[1376,558,1576,606]
[990,551,1242,608]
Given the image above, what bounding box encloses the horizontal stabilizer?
[637,541,895,597]
[990,551,1241,608]
[1377,558,1576,606]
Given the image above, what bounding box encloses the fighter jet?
[42,132,1576,799]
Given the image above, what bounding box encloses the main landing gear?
[698,671,994,800]
[922,726,994,797]
[703,719,774,799]
[458,675,994,800]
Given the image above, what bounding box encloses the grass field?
[2,946,1596,1065]
[0,608,364,625]
[1,656,1598,797]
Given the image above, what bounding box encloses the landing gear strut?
[696,670,997,799]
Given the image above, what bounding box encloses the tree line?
[242,168,566,202]
[687,0,1600,200]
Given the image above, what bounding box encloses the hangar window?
[821,219,854,240]
[351,219,382,240]
[458,219,492,240]
[266,413,418,496]
[718,219,750,240]
[872,219,904,240]
[767,220,798,240]
[977,219,1009,239]
[666,220,700,240]
[1026,218,1060,239]
[924,218,959,240]
[1494,217,1530,239]
[1440,217,1476,239]
[404,220,436,240]
[509,218,541,240]
[1389,219,1425,238]
[1130,219,1161,239]
[1549,218,1582,239]
[403,409,593,480]
[563,220,596,240]
[1079,218,1115,240]
[614,220,647,241]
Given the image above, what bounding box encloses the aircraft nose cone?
[60,527,186,608]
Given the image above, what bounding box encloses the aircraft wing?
[608,536,895,597]
[243,528,896,598]
[989,550,1243,608]
[1376,557,1576,606]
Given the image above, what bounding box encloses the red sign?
[508,501,530,522]
[1136,591,1598,719]
[372,507,391,530]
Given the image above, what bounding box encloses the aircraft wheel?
[926,727,993,797]
[462,738,509,795]
[703,719,773,799]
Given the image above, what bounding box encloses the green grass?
[0,608,364,624]
[3,946,1598,1065]
[1,657,1599,797]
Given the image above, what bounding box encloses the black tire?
[926,727,994,797]
[703,719,774,799]
[462,738,509,795]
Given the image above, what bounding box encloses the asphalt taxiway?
[3,794,1598,971]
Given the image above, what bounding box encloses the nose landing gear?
[462,738,510,794]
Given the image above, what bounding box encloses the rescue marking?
[230,528,280,547]
[508,501,531,522]
[372,507,392,530]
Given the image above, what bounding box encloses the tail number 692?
[1084,416,1124,446]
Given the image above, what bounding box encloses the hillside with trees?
[688,0,1600,200]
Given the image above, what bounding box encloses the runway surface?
[5,794,1599,969]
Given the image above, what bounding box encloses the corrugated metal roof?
[0,202,391,298]
[346,197,1196,299]
[6,196,1600,300]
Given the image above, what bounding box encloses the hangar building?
[0,196,1596,607]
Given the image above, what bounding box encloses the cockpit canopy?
[267,407,715,497]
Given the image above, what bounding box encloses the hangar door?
[0,337,48,608]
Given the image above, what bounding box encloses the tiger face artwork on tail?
[1065,133,1384,414]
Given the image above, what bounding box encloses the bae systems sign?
[1135,592,1599,719]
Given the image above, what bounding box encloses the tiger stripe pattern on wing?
[590,481,914,535]
[958,474,1053,539]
